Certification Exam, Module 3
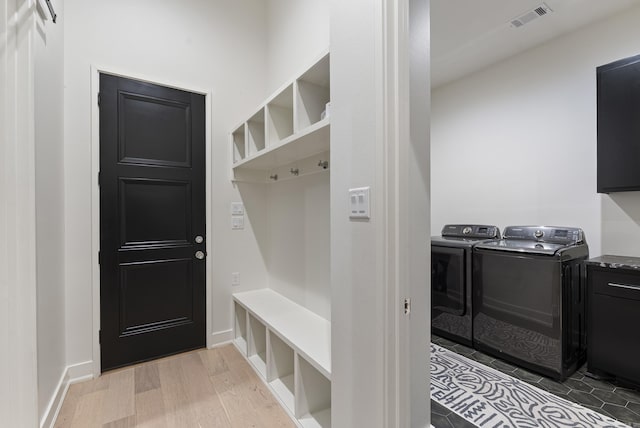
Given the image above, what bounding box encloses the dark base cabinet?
[587,257,640,389]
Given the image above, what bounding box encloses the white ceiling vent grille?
[510,3,553,28]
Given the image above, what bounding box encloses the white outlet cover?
[231,215,244,230]
[231,202,244,215]
[349,187,370,220]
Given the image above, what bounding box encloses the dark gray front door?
[99,74,206,371]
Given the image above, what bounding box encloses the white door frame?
[89,66,214,376]
[0,0,40,425]
[382,0,430,426]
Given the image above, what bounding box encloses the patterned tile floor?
[431,334,640,427]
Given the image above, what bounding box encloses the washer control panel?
[503,226,583,244]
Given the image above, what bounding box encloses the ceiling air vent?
[510,3,553,28]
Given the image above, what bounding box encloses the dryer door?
[431,246,466,315]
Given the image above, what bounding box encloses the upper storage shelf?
[231,51,330,183]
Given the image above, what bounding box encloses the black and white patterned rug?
[430,344,630,427]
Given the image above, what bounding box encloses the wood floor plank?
[134,363,161,394]
[157,355,199,427]
[69,390,106,428]
[102,415,136,428]
[101,368,135,424]
[180,352,231,427]
[54,383,81,428]
[134,388,168,428]
[198,347,229,376]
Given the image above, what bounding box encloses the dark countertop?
[585,255,640,270]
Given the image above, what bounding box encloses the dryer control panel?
[441,224,500,239]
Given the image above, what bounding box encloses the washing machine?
[473,225,589,380]
[431,224,500,346]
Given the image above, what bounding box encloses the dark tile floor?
[431,334,640,427]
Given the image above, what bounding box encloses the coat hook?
[290,168,299,176]
[318,160,329,169]
[269,174,278,181]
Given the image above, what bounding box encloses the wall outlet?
[231,272,240,286]
[231,215,244,230]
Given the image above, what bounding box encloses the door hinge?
[404,298,411,315]
[98,250,101,265]
[99,330,102,344]
[98,92,101,107]
[98,171,101,186]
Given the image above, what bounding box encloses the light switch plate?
[231,216,244,230]
[349,187,370,220]
[231,202,244,215]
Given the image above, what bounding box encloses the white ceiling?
[431,0,640,87]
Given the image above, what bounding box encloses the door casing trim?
[90,65,214,376]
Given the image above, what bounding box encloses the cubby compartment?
[296,355,331,428]
[296,53,330,130]
[267,84,294,145]
[232,124,246,163]
[267,331,295,413]
[247,108,266,155]
[248,315,267,378]
[234,302,247,355]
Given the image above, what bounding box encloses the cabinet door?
[588,268,640,383]
[597,54,640,193]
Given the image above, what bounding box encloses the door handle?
[608,282,640,291]
[195,251,205,260]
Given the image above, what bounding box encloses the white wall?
[266,0,330,93]
[1,1,40,425]
[432,4,640,257]
[64,0,269,366]
[330,0,385,425]
[266,173,331,320]
[34,0,66,420]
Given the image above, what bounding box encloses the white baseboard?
[209,329,233,347]
[40,361,94,428]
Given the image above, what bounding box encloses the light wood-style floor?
[54,344,296,428]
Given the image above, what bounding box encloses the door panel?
[118,92,192,167]
[100,74,206,371]
[119,178,191,246]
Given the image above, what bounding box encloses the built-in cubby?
[268,331,295,413]
[296,53,330,131]
[232,124,246,163]
[234,302,247,354]
[233,289,331,427]
[296,355,331,428]
[230,51,330,182]
[247,108,266,156]
[248,314,267,378]
[230,50,331,427]
[267,85,294,146]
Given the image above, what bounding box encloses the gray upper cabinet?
[597,53,640,193]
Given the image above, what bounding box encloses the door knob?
[195,251,205,260]
[195,235,204,244]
